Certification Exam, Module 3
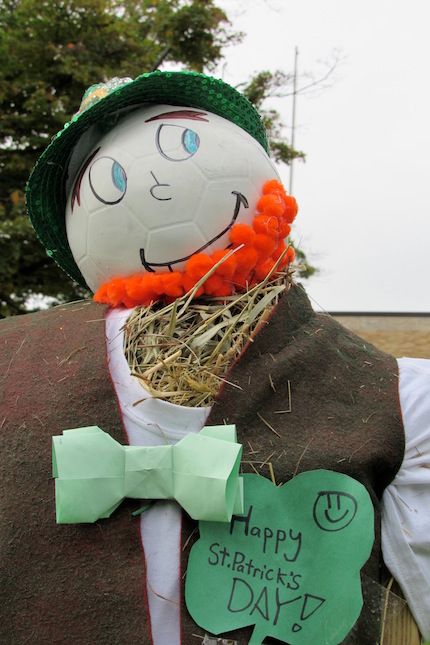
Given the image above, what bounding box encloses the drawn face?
[65,104,280,293]
[313,491,358,532]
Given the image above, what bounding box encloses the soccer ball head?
[65,104,280,293]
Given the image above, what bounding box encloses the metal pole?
[289,46,298,195]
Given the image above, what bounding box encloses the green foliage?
[0,0,235,316]
[0,0,310,317]
[290,242,317,280]
[0,204,89,317]
[241,71,305,166]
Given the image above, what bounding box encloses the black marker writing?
[230,505,302,561]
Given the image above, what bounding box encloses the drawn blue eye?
[182,129,199,155]
[89,156,127,204]
[112,161,127,193]
[156,124,200,161]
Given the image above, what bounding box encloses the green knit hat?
[26,70,269,287]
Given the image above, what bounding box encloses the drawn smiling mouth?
[140,191,249,273]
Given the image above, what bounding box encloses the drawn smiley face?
[313,491,358,532]
[65,104,279,294]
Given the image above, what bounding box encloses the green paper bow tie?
[52,425,243,524]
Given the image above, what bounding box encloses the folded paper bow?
[53,425,243,524]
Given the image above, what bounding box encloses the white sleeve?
[381,357,430,640]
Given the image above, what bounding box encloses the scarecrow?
[1,71,429,644]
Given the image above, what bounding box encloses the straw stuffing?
[124,270,291,407]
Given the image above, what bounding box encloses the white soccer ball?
[65,104,280,293]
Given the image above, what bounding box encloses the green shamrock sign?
[185,470,374,645]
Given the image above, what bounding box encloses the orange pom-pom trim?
[254,233,277,257]
[211,249,237,278]
[94,179,298,308]
[159,272,184,298]
[230,222,256,246]
[186,254,214,280]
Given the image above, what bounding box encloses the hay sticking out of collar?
[124,271,291,408]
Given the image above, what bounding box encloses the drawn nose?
[150,171,172,201]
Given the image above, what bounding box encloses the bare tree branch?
[150,45,172,72]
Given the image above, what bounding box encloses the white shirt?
[106,308,210,645]
[381,357,430,640]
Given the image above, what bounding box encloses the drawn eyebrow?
[71,147,99,212]
[145,109,209,123]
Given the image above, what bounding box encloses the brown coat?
[0,284,404,644]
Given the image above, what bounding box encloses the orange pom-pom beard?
[94,180,298,308]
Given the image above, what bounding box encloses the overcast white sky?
[216,0,430,312]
